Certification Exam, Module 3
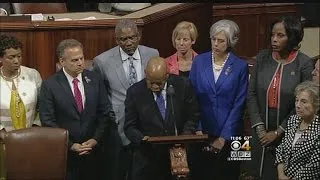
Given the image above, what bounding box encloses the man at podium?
[124,57,200,180]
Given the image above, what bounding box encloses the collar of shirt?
[153,82,167,102]
[62,67,83,86]
[272,50,298,63]
[120,47,141,61]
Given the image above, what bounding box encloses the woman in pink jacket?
[166,21,198,78]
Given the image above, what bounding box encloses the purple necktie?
[72,78,83,112]
[156,92,165,119]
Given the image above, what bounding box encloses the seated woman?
[166,21,198,78]
[0,34,42,131]
[275,81,320,179]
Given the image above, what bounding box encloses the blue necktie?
[128,56,137,86]
[156,92,165,119]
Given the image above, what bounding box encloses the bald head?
[145,57,169,92]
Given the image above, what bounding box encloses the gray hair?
[56,39,83,59]
[210,19,240,49]
[115,19,139,37]
[295,81,320,111]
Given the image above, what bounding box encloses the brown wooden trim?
[213,3,300,10]
[0,4,204,31]
[213,3,299,16]
[136,3,202,25]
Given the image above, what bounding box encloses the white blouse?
[0,66,42,131]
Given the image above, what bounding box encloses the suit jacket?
[124,74,200,145]
[189,51,249,140]
[275,115,320,179]
[124,74,199,180]
[93,45,159,146]
[39,69,114,148]
[165,50,197,75]
[247,50,313,131]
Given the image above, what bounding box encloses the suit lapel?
[203,52,216,94]
[81,71,91,114]
[138,45,147,78]
[215,52,234,91]
[113,47,130,90]
[165,77,173,122]
[57,70,78,113]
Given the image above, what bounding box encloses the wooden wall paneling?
[51,28,116,60]
[140,3,212,58]
[32,31,55,79]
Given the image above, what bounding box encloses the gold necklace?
[0,67,21,81]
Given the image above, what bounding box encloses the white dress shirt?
[120,47,142,82]
[63,68,86,108]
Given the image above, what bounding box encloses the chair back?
[0,130,6,179]
[4,127,68,180]
[12,3,67,14]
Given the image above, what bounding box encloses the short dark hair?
[268,16,304,52]
[0,35,23,57]
[56,39,83,59]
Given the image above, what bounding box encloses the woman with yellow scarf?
[0,35,42,178]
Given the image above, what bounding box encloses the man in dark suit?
[124,56,200,180]
[39,39,115,180]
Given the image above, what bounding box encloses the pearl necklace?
[212,52,229,71]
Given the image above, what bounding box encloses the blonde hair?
[171,21,198,48]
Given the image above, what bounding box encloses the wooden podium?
[145,135,208,179]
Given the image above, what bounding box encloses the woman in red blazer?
[166,21,198,78]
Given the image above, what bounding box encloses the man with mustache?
[93,19,159,180]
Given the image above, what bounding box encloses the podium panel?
[146,135,208,179]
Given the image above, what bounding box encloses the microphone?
[167,85,178,136]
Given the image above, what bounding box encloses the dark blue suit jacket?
[39,69,114,148]
[189,51,249,141]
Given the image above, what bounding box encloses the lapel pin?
[225,66,232,75]
[84,76,91,83]
[290,71,295,76]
